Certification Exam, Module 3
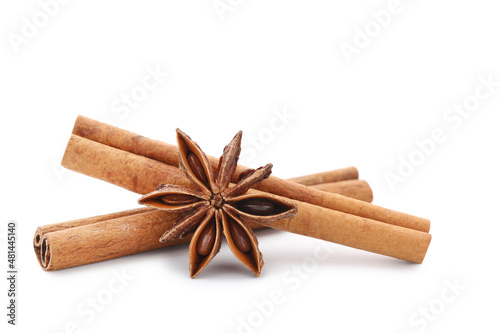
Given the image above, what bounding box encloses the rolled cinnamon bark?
[35,209,184,271]
[286,168,359,186]
[247,196,431,264]
[63,135,184,194]
[47,117,431,271]
[311,179,373,203]
[33,207,155,249]
[34,207,155,244]
[35,197,430,271]
[68,116,429,232]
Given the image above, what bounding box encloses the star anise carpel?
[138,129,298,278]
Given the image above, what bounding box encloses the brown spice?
[138,129,297,278]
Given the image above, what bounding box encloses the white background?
[1,1,499,332]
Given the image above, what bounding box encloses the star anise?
[138,129,298,278]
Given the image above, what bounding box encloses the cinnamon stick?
[246,194,431,264]
[312,179,373,203]
[45,117,431,271]
[35,208,185,271]
[68,116,428,232]
[286,168,359,186]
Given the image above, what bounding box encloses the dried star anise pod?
[138,129,298,278]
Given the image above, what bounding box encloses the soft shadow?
[194,262,256,279]
[159,244,193,273]
[265,243,420,272]
[252,228,281,238]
